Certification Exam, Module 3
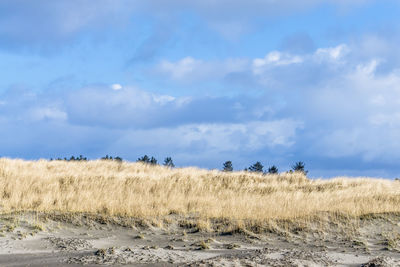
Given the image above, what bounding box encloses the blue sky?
[1,0,400,178]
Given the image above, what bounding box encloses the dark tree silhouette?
[248,162,264,173]
[222,161,233,172]
[137,155,150,163]
[291,161,308,175]
[78,155,87,161]
[101,155,122,161]
[150,157,158,165]
[267,165,278,174]
[54,155,89,161]
[137,155,158,165]
[163,157,175,168]
[101,155,111,160]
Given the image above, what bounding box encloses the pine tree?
[248,162,264,173]
[291,161,308,175]
[137,155,150,163]
[150,157,158,165]
[222,161,233,172]
[163,157,175,168]
[267,165,278,174]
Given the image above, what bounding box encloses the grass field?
[0,158,399,229]
[1,158,400,265]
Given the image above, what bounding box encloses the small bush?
[291,161,308,175]
[222,161,233,172]
[137,155,158,165]
[248,162,264,173]
[137,155,150,163]
[150,157,158,165]
[267,165,278,174]
[51,155,88,161]
[101,155,122,162]
[163,157,175,168]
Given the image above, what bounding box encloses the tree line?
[50,155,308,175]
[223,160,308,175]
[50,154,175,168]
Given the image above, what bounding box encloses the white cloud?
[159,44,349,84]
[156,57,249,82]
[305,56,400,163]
[255,51,303,66]
[151,94,176,105]
[354,59,379,77]
[64,85,191,128]
[111,83,122,90]
[252,51,303,74]
[0,82,305,168]
[113,119,303,155]
[152,42,400,165]
[158,57,201,80]
[314,44,348,61]
[4,32,400,175]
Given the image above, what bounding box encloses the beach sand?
[0,212,399,266]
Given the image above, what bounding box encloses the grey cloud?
[0,0,133,50]
[65,86,258,129]
[0,84,280,129]
[0,0,375,50]
[127,23,175,65]
[0,83,302,171]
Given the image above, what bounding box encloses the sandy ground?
[0,213,399,266]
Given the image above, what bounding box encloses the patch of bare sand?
[0,213,400,266]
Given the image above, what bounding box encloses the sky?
[1,0,400,178]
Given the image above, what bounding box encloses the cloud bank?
[2,40,400,176]
[1,1,400,178]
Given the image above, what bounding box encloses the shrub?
[150,157,158,165]
[53,155,88,161]
[163,157,175,168]
[137,155,158,165]
[101,155,111,160]
[78,155,87,161]
[267,165,278,174]
[137,155,150,163]
[248,162,264,173]
[222,161,233,172]
[292,161,308,175]
[101,155,122,162]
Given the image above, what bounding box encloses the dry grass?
[0,158,399,226]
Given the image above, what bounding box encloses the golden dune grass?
[0,158,399,223]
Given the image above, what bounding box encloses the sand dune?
[0,158,400,266]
